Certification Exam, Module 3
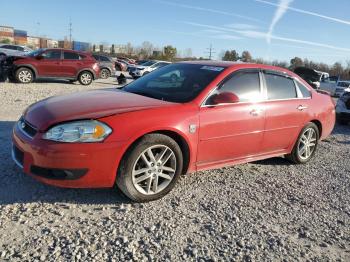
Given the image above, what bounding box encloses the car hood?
[24,89,173,131]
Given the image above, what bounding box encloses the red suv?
[7,48,100,85]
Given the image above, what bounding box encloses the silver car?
[0,44,32,60]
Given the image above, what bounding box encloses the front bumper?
[12,122,125,188]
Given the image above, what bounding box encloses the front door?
[197,69,265,169]
[36,49,62,77]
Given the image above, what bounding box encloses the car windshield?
[123,63,225,103]
[26,49,44,57]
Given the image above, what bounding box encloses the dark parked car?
[4,48,100,85]
[92,54,116,79]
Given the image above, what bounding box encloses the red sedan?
[12,61,335,202]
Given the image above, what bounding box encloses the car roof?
[180,60,293,72]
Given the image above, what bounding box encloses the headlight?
[43,120,112,143]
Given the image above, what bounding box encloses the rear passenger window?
[218,71,261,102]
[64,52,80,60]
[265,73,297,100]
[295,81,311,98]
[100,56,110,62]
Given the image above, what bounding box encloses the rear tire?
[78,71,93,85]
[100,68,110,79]
[16,67,34,84]
[116,134,183,202]
[285,122,319,164]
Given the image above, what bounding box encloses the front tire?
[100,68,110,79]
[16,67,34,84]
[286,122,319,164]
[78,71,93,85]
[116,134,183,202]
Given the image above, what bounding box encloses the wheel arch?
[77,68,96,80]
[310,119,322,137]
[16,65,37,79]
[118,129,192,177]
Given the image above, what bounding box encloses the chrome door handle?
[297,105,308,111]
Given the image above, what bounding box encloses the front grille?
[18,117,37,138]
[12,145,24,167]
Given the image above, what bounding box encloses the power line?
[205,44,216,60]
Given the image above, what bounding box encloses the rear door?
[261,70,311,153]
[61,51,82,77]
[36,49,62,77]
[197,69,266,168]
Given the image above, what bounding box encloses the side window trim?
[202,68,262,107]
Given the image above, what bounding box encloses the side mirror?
[212,92,240,105]
[36,55,44,60]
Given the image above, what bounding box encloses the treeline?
[222,49,350,80]
[92,41,186,62]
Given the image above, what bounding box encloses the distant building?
[27,36,40,49]
[58,40,72,49]
[14,29,27,45]
[47,39,58,48]
[115,44,127,54]
[0,26,14,43]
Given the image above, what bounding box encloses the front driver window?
[206,71,261,105]
[42,50,61,60]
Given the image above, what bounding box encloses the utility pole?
[205,44,216,60]
[69,18,73,43]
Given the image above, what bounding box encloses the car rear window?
[265,73,297,100]
[64,52,80,60]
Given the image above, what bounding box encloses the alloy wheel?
[100,69,109,79]
[132,145,176,195]
[18,70,32,83]
[81,73,92,84]
[297,127,317,160]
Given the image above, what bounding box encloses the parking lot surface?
[0,79,349,261]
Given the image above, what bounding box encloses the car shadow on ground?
[251,157,292,166]
[0,121,132,206]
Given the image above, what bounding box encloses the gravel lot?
[0,77,349,261]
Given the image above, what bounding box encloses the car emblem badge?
[21,122,26,129]
[189,124,197,134]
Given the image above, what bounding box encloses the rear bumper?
[12,122,125,188]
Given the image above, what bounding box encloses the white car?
[334,81,350,97]
[0,44,32,60]
[336,91,350,125]
[131,61,171,78]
